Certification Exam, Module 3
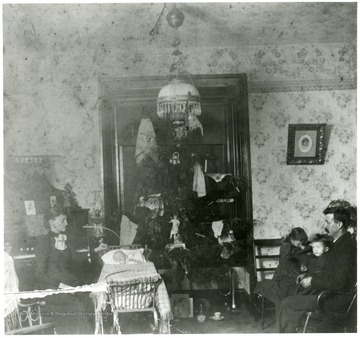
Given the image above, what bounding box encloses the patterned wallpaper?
[249,90,356,239]
[3,5,357,240]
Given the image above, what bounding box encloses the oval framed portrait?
[286,124,326,165]
[298,134,312,153]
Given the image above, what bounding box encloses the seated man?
[276,200,357,333]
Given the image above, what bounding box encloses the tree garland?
[131,122,253,289]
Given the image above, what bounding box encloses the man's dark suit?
[276,232,356,332]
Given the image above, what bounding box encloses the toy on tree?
[169,215,180,240]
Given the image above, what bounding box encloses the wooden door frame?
[99,73,255,293]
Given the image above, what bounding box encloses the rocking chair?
[5,300,57,335]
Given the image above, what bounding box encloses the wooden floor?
[113,306,275,334]
[41,293,276,334]
[171,304,275,334]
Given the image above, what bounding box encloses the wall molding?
[248,78,356,93]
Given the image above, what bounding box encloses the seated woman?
[33,204,94,334]
[254,227,310,315]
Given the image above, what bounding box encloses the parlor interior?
[3,2,357,335]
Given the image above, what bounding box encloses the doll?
[169,215,180,240]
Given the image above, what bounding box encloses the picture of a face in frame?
[293,130,317,157]
[286,124,326,165]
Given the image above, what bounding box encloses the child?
[296,233,333,295]
[272,227,309,282]
[254,227,309,312]
[112,250,140,265]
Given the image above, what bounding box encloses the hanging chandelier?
[154,4,203,141]
[157,79,201,120]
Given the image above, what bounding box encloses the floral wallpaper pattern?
[250,89,356,239]
[3,6,356,242]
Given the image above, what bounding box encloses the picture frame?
[286,124,326,165]
[24,200,37,215]
[170,294,193,318]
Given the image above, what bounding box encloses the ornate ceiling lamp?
[157,79,201,119]
[155,4,203,142]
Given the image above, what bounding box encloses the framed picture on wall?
[286,124,326,165]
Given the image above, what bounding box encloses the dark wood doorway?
[100,74,255,291]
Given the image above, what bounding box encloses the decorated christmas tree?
[131,116,252,272]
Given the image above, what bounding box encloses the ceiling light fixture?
[155,4,203,142]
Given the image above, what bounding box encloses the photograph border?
[286,124,326,165]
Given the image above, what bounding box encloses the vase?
[197,304,206,323]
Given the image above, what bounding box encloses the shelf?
[13,254,36,260]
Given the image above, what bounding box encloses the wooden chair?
[302,284,357,333]
[253,238,283,330]
[105,272,162,334]
[5,300,57,335]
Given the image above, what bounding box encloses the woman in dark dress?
[254,227,309,315]
[33,205,94,334]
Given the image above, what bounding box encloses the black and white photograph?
[286,123,326,164]
[3,1,357,335]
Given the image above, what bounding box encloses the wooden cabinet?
[66,208,90,250]
[67,209,90,229]
[100,74,255,292]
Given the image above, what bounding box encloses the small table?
[92,262,172,334]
